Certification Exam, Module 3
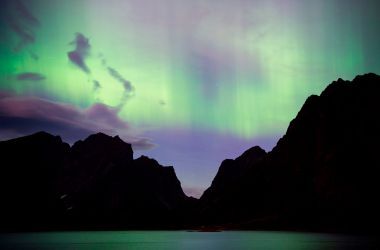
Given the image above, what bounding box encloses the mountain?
[0,132,69,231]
[0,132,195,231]
[1,73,379,232]
[199,73,380,232]
[198,146,267,224]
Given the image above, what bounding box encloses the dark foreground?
[0,231,379,250]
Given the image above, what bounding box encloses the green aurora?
[1,0,379,196]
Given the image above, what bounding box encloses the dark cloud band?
[17,72,46,81]
[67,33,91,73]
[0,91,155,150]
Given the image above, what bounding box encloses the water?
[0,231,378,250]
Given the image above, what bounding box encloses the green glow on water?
[0,231,376,250]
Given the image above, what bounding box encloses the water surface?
[0,231,378,250]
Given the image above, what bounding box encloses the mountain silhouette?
[0,73,379,232]
[199,73,380,232]
[0,132,195,231]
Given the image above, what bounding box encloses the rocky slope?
[0,132,195,231]
[1,73,379,232]
[199,73,380,232]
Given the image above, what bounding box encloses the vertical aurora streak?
[1,0,380,197]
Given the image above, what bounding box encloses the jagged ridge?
[0,132,195,231]
[1,73,379,232]
[199,73,380,232]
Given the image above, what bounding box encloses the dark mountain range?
[0,132,195,231]
[0,73,379,232]
[199,73,380,232]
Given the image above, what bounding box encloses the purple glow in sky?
[1,0,380,197]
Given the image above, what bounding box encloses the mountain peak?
[0,131,66,149]
[237,146,266,161]
[0,130,192,230]
[32,131,54,137]
[135,155,161,168]
[26,131,61,142]
[199,72,380,230]
[85,132,119,142]
[353,72,380,82]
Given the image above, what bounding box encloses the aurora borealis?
[1,0,380,197]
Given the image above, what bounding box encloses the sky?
[1,0,380,197]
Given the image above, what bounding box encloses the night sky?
[1,0,380,197]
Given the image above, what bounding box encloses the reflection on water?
[0,231,378,250]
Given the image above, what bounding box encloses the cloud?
[67,33,91,73]
[129,137,155,150]
[16,72,46,81]
[98,53,107,66]
[93,80,101,91]
[5,0,40,52]
[97,51,135,105]
[85,103,128,130]
[9,20,35,51]
[107,67,133,93]
[29,51,39,60]
[14,0,40,27]
[0,91,155,150]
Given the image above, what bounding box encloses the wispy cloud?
[0,91,155,150]
[5,0,40,53]
[16,72,45,81]
[93,80,101,91]
[67,33,91,73]
[99,54,135,107]
[107,67,134,95]
[8,20,35,51]
[14,0,40,26]
[29,51,39,60]
[131,137,156,150]
[66,34,135,107]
